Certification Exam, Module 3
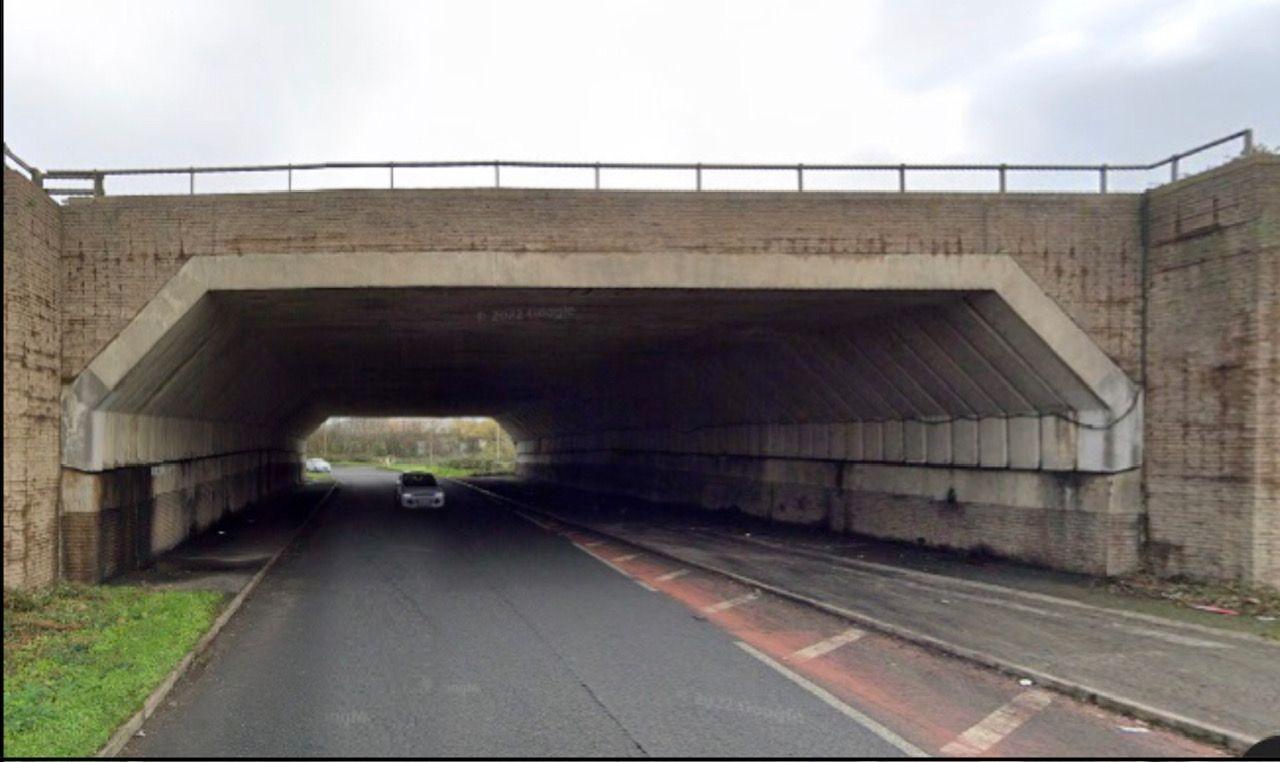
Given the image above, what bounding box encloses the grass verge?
[327,459,512,478]
[375,461,492,478]
[1102,574,1280,640]
[3,584,225,757]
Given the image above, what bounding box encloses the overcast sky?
[4,0,1277,192]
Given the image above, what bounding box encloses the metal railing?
[4,129,1255,199]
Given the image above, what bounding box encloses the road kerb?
[97,483,339,758]
[453,479,1257,754]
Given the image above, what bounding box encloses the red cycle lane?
[557,525,1223,758]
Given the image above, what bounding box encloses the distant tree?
[304,416,515,468]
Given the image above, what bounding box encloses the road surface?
[126,467,908,757]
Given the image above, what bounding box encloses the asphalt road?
[126,467,905,757]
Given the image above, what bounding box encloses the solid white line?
[940,689,1053,756]
[655,568,690,582]
[787,627,866,662]
[612,553,640,563]
[702,590,760,614]
[514,509,556,531]
[508,507,651,591]
[570,543,655,592]
[735,641,927,757]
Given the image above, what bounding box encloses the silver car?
[305,457,332,473]
[396,472,445,510]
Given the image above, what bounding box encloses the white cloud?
[4,0,1275,180]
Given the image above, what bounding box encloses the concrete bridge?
[4,146,1277,590]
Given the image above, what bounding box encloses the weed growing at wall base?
[3,584,224,757]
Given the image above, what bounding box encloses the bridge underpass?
[6,150,1276,590]
[58,249,1141,582]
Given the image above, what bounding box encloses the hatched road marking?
[940,689,1054,756]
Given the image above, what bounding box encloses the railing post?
[898,164,906,193]
[389,163,395,189]
[1243,129,1254,155]
[189,168,195,195]
[93,172,105,197]
[594,163,600,190]
[494,161,501,188]
[287,165,293,192]
[30,169,43,189]
[797,163,804,192]
[998,164,1007,193]
[1099,164,1108,194]
[696,163,702,191]
[1170,156,1179,182]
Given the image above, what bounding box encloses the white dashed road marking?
[703,591,760,614]
[736,641,927,757]
[611,553,640,563]
[655,568,690,582]
[787,628,866,662]
[940,689,1053,756]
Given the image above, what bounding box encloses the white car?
[305,457,332,473]
[397,472,445,510]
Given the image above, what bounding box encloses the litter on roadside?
[1018,678,1034,686]
[1118,726,1149,734]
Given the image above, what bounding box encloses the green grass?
[303,471,334,482]
[375,461,489,478]
[3,584,225,758]
[1102,574,1280,641]
[324,459,512,478]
